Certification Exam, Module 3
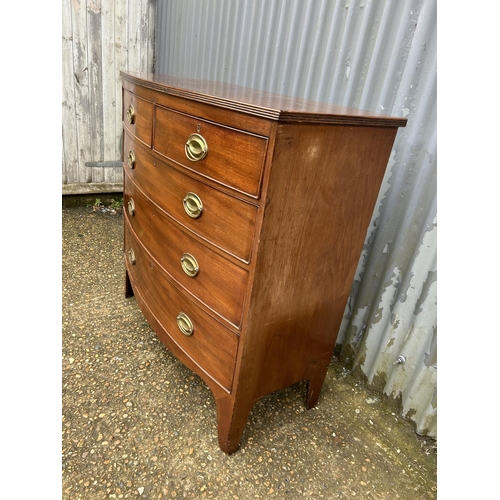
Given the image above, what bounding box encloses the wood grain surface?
[125,223,238,392]
[121,72,406,454]
[154,105,269,198]
[123,131,259,263]
[124,176,249,329]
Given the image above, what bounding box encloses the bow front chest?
[121,71,406,454]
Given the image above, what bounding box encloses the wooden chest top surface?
[121,71,407,127]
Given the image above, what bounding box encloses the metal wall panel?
[155,0,437,437]
[62,0,156,194]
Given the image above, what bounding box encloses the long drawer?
[124,223,238,392]
[124,131,258,263]
[123,177,249,328]
[154,106,268,198]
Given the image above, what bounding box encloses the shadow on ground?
[62,201,437,499]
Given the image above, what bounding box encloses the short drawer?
[123,89,153,147]
[124,180,249,328]
[124,131,258,263]
[125,224,238,392]
[154,106,268,198]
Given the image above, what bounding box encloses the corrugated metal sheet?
[62,0,155,194]
[155,0,437,437]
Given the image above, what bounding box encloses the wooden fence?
[62,0,155,195]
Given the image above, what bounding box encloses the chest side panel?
[237,123,399,399]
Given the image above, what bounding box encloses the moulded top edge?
[121,71,407,128]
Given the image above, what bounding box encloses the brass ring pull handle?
[180,253,199,277]
[185,133,208,162]
[126,104,135,124]
[183,192,203,219]
[127,198,135,217]
[128,248,136,265]
[176,312,194,336]
[127,150,136,169]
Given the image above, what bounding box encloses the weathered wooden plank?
[146,0,156,72]
[127,0,140,72]
[71,0,92,183]
[114,0,129,183]
[101,0,121,184]
[88,0,105,183]
[127,0,155,74]
[139,0,149,72]
[62,0,78,185]
[62,182,123,195]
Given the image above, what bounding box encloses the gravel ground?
[62,201,437,500]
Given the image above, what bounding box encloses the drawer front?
[154,106,268,198]
[125,224,238,391]
[124,179,248,328]
[123,89,153,147]
[124,131,258,263]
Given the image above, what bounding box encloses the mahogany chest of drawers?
[121,71,406,454]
